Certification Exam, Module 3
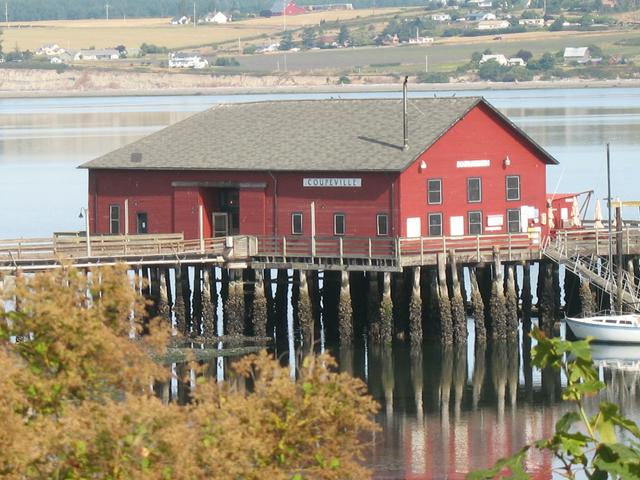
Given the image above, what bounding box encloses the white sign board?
[487,214,504,227]
[406,217,421,238]
[303,178,362,187]
[450,216,464,236]
[456,159,491,169]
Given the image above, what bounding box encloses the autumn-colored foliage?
[0,266,378,479]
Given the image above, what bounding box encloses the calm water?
[3,88,640,478]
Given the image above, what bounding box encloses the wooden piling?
[191,267,202,337]
[538,261,556,336]
[564,269,581,317]
[367,272,382,342]
[421,266,438,340]
[504,264,518,340]
[338,270,354,345]
[489,250,506,341]
[437,253,453,345]
[297,270,314,347]
[173,265,187,334]
[274,269,289,347]
[201,268,216,338]
[408,266,423,346]
[251,269,268,338]
[158,269,171,322]
[469,267,486,344]
[579,278,595,317]
[379,272,393,344]
[449,251,466,344]
[521,263,532,333]
[225,269,245,337]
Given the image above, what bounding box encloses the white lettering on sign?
[303,178,362,188]
[456,159,491,169]
[487,214,504,227]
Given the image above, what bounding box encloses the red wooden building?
[81,97,558,242]
[270,0,306,15]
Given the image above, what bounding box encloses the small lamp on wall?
[419,160,427,171]
[503,155,511,168]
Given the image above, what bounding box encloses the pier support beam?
[274,269,289,347]
[489,250,506,341]
[192,267,202,337]
[173,265,187,335]
[449,251,466,344]
[158,268,171,322]
[564,269,581,318]
[297,270,314,347]
[408,267,423,346]
[437,253,453,345]
[538,261,556,336]
[201,268,216,338]
[225,269,245,337]
[504,265,518,341]
[379,272,393,345]
[579,278,595,317]
[521,263,532,333]
[469,267,486,344]
[251,269,268,338]
[367,272,382,342]
[338,270,354,345]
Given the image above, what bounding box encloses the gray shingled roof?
[80,97,558,172]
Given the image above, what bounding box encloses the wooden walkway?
[0,231,542,272]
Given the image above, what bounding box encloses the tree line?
[4,0,425,21]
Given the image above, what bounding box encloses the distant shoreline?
[1,67,639,99]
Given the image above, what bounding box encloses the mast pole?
[607,143,614,311]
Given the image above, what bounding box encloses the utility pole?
[5,2,8,28]
[193,2,196,27]
[105,3,110,20]
[425,55,428,73]
[283,1,287,31]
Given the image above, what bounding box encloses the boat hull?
[566,316,640,344]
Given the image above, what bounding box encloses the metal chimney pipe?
[403,76,408,151]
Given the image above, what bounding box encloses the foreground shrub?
[0,266,378,479]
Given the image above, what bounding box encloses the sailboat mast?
[607,143,613,286]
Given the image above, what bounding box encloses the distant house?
[508,57,526,66]
[467,0,493,8]
[563,47,590,63]
[431,13,451,21]
[170,15,191,25]
[202,11,229,23]
[467,11,496,21]
[306,3,353,11]
[480,54,508,65]
[477,19,510,30]
[518,18,544,26]
[270,0,306,15]
[36,43,65,56]
[168,52,209,69]
[408,36,434,44]
[74,49,120,61]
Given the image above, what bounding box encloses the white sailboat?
[565,313,640,344]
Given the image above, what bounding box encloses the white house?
[467,11,497,21]
[477,19,510,29]
[408,36,435,44]
[170,15,191,25]
[480,54,508,65]
[508,57,526,66]
[74,49,120,61]
[518,18,544,26]
[563,47,590,63]
[36,43,65,56]
[467,0,493,8]
[431,13,451,21]
[202,11,229,23]
[168,52,209,69]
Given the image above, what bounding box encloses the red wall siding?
[398,103,550,237]
[89,169,398,239]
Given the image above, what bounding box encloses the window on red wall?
[467,177,482,203]
[506,175,520,201]
[109,204,120,234]
[428,213,442,236]
[334,213,345,236]
[507,209,521,233]
[377,214,389,236]
[291,212,303,235]
[427,179,442,205]
[468,211,482,235]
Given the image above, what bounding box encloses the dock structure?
[2,225,640,345]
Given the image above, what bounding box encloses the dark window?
[334,213,345,236]
[136,212,148,234]
[507,209,521,233]
[468,211,482,235]
[506,175,520,201]
[109,204,120,234]
[427,179,442,205]
[428,213,442,236]
[377,214,389,236]
[467,177,482,203]
[291,212,303,235]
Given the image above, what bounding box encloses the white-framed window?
[334,213,345,236]
[427,178,442,205]
[507,208,521,233]
[467,177,482,203]
[377,214,389,236]
[506,175,520,201]
[468,210,482,235]
[291,212,303,235]
[428,212,442,236]
[109,204,120,234]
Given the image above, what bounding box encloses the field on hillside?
[2,8,404,51]
[232,29,640,73]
